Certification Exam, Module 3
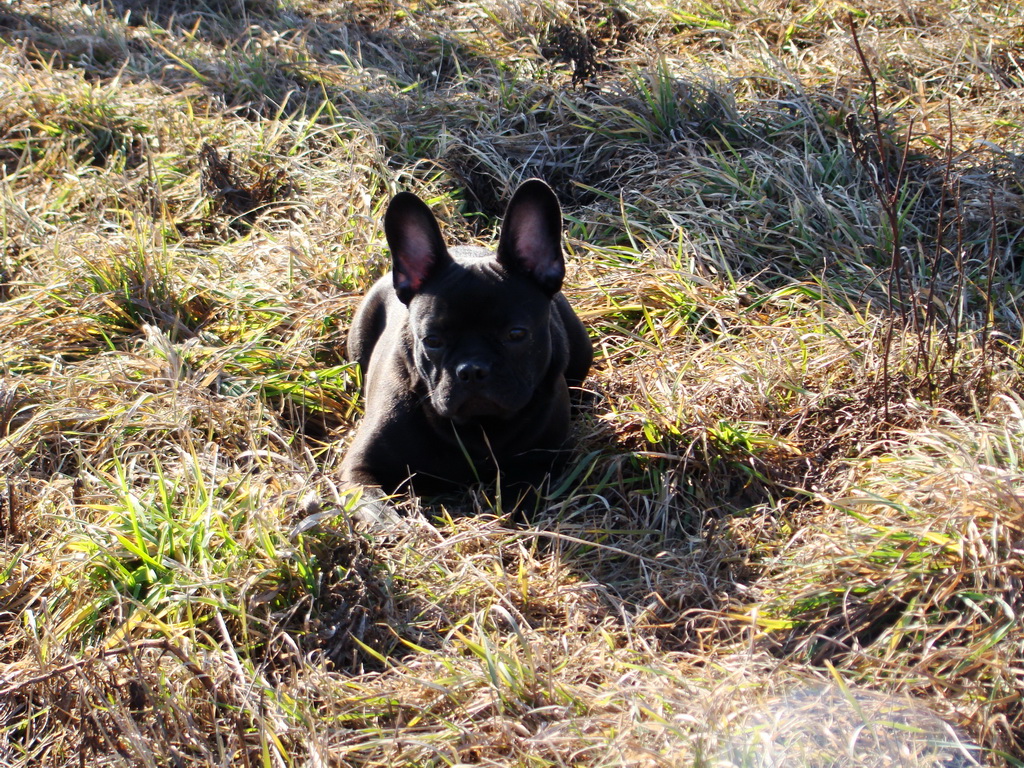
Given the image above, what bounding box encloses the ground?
[1,0,1023,766]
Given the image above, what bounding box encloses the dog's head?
[384,179,566,422]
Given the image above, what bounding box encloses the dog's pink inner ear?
[385,191,450,303]
[509,227,563,284]
[393,234,443,303]
[498,180,565,294]
[395,230,437,286]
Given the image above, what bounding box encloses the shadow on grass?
[3,0,1023,308]
[0,0,781,219]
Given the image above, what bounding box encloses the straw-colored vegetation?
[2,0,1023,765]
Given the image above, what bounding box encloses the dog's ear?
[496,179,564,295]
[385,192,452,304]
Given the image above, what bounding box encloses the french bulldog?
[340,179,592,521]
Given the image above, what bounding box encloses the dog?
[340,179,592,522]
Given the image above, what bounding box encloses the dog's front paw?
[288,488,412,538]
[288,491,334,539]
[351,491,406,532]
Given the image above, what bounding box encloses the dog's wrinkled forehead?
[410,259,549,327]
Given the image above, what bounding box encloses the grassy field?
[2,0,1024,765]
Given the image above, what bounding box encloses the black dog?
[340,179,592,520]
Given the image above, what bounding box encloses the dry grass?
[2,0,1024,765]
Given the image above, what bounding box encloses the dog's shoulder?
[347,274,405,371]
[554,293,593,389]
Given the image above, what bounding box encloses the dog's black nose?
[456,361,490,382]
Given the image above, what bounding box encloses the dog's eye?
[507,328,528,342]
[422,334,444,350]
